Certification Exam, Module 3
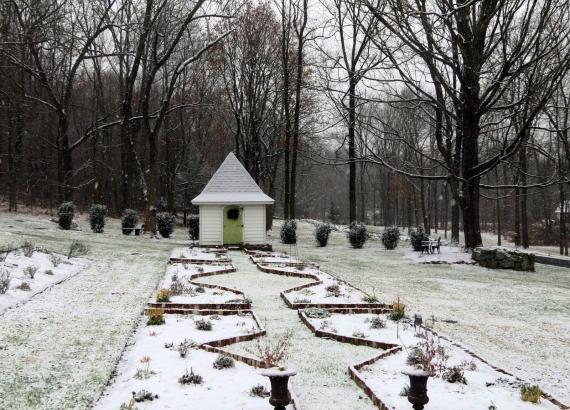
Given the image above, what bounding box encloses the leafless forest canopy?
[1,0,570,249]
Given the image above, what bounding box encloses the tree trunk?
[348,76,357,222]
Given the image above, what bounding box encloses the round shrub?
[156,212,176,238]
[121,209,139,235]
[213,354,235,369]
[90,204,107,233]
[410,226,429,251]
[280,219,297,244]
[58,202,75,230]
[382,226,400,250]
[348,222,368,249]
[188,215,199,241]
[315,223,332,247]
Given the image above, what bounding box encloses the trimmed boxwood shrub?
[382,226,400,250]
[58,202,75,230]
[156,212,176,238]
[280,219,297,244]
[188,215,199,241]
[121,209,138,235]
[315,223,332,247]
[90,204,107,233]
[348,222,368,249]
[410,226,429,251]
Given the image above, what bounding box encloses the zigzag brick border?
[257,258,568,410]
[256,263,390,310]
[298,310,397,350]
[169,257,232,264]
[348,347,403,410]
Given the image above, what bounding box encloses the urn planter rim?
[260,368,297,377]
[402,368,430,377]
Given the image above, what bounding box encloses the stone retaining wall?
[472,247,535,271]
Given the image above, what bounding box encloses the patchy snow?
[251,254,299,264]
[404,245,473,264]
[95,313,282,410]
[0,248,89,315]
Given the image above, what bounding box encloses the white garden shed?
[191,152,274,246]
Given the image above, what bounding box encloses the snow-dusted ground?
[404,246,473,264]
[1,213,568,408]
[0,213,182,409]
[360,329,559,410]
[0,248,88,314]
[196,252,380,410]
[95,313,275,409]
[271,220,570,404]
[160,264,244,304]
[170,247,231,262]
[284,272,371,305]
[305,312,560,409]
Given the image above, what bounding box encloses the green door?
[223,206,243,245]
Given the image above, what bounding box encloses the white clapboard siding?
[243,205,266,244]
[199,205,223,245]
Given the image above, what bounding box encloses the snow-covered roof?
[191,152,274,205]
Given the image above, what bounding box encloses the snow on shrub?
[520,384,542,403]
[24,265,38,279]
[156,212,175,238]
[89,204,107,233]
[21,240,35,257]
[382,226,400,250]
[58,202,75,230]
[410,226,429,251]
[67,241,88,259]
[188,215,199,241]
[194,318,212,331]
[213,354,235,369]
[179,368,203,385]
[0,269,10,294]
[121,209,139,235]
[304,307,331,319]
[348,222,368,249]
[315,223,332,247]
[156,288,171,302]
[280,219,297,244]
[146,308,165,326]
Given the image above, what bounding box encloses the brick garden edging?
[257,256,569,410]
[344,323,569,410]
[258,264,390,310]
[169,257,232,264]
[298,310,398,350]
[348,347,403,410]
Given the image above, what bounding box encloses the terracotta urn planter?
[402,369,430,410]
[260,369,297,410]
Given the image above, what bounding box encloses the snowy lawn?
[0,247,88,314]
[271,220,570,404]
[0,212,188,409]
[404,246,473,265]
[95,312,279,410]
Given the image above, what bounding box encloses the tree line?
[1,0,570,251]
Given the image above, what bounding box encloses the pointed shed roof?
[191,152,274,205]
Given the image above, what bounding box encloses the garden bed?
[281,272,383,308]
[170,247,231,264]
[95,311,286,409]
[151,263,249,309]
[0,246,89,314]
[349,321,562,410]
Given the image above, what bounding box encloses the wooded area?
[1,0,570,250]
